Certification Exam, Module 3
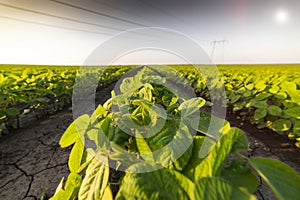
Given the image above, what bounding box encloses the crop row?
[174,65,300,147]
[51,66,300,200]
[0,65,132,135]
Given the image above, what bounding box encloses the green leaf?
[269,85,279,94]
[255,81,266,91]
[101,186,113,200]
[78,157,110,200]
[233,101,246,111]
[243,90,252,97]
[252,100,267,109]
[284,107,300,119]
[275,92,287,100]
[6,108,19,117]
[272,119,292,132]
[110,143,141,168]
[68,140,85,173]
[136,130,154,163]
[230,132,248,153]
[237,87,246,94]
[293,121,300,134]
[280,81,297,91]
[245,83,254,90]
[120,77,142,94]
[178,97,205,119]
[50,173,82,200]
[116,164,194,200]
[289,90,300,103]
[249,157,300,200]
[183,136,205,173]
[194,177,232,200]
[254,108,267,120]
[221,160,259,193]
[267,105,282,116]
[90,104,108,123]
[254,93,271,101]
[0,110,6,118]
[194,177,255,200]
[190,112,230,138]
[59,115,90,148]
[230,94,241,104]
[53,177,65,196]
[150,123,194,171]
[188,128,246,181]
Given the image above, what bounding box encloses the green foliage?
[194,177,255,200]
[249,157,300,200]
[116,164,194,200]
[52,66,300,200]
[0,65,132,135]
[272,119,292,132]
[187,65,300,145]
[78,158,110,200]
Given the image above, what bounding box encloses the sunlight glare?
[275,10,289,24]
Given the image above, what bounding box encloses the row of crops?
[1,64,299,146]
[1,64,299,198]
[174,64,300,147]
[0,65,132,135]
[50,66,300,200]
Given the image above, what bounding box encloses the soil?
[0,84,299,200]
[225,110,300,200]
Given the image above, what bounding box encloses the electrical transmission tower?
[210,39,228,64]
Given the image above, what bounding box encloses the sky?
[0,0,299,65]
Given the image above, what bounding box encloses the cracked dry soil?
[1,83,300,200]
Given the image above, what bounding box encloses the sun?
[275,10,289,24]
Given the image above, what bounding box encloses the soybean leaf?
[60,115,90,148]
[183,136,205,178]
[147,122,194,171]
[254,93,271,101]
[116,164,194,200]
[254,108,267,120]
[249,157,300,200]
[221,160,259,193]
[194,177,255,200]
[190,112,230,139]
[268,105,282,116]
[50,173,82,200]
[284,107,300,119]
[136,130,154,163]
[6,108,19,117]
[293,121,300,134]
[255,81,266,91]
[272,119,292,132]
[68,140,85,173]
[90,104,108,123]
[187,128,247,181]
[101,185,113,200]
[280,81,297,91]
[178,97,205,119]
[269,85,279,94]
[78,157,110,200]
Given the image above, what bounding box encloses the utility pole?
[210,39,228,64]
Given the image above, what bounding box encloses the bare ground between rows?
[0,84,115,200]
[0,84,299,199]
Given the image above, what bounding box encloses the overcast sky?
[0,0,299,65]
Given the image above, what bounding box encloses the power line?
[210,39,228,64]
[138,0,186,26]
[0,15,111,35]
[94,0,148,23]
[0,2,125,31]
[49,0,147,27]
